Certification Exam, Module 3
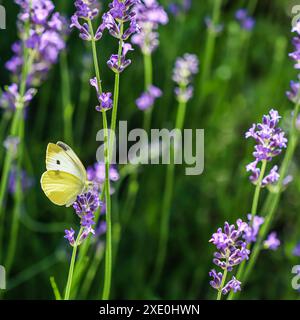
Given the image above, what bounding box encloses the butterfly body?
[41,142,88,207]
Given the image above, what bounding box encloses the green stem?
[64,228,83,300]
[60,50,74,144]
[217,253,229,300]
[87,19,115,300]
[123,52,153,231]
[0,46,35,260]
[88,19,103,95]
[102,111,112,300]
[81,244,105,299]
[143,53,153,133]
[227,159,267,300]
[102,23,124,300]
[50,276,62,300]
[199,0,222,91]
[154,93,188,284]
[250,160,267,221]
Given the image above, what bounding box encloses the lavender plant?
[69,162,119,300]
[154,53,199,283]
[64,190,101,300]
[70,0,139,300]
[235,9,255,31]
[227,22,300,296]
[209,219,249,299]
[132,0,168,130]
[122,0,168,250]
[225,109,287,299]
[0,0,66,271]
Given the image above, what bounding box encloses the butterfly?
[40,141,89,207]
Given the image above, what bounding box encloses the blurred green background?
[1,0,300,299]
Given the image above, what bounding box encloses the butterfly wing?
[41,170,85,207]
[46,142,87,182]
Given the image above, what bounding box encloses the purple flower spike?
[173,53,199,102]
[0,83,36,110]
[73,191,101,216]
[245,109,287,186]
[222,277,241,295]
[209,219,250,271]
[90,77,112,111]
[262,165,280,186]
[87,162,119,194]
[96,92,113,111]
[293,242,300,257]
[73,0,99,20]
[70,15,92,41]
[209,269,223,290]
[64,228,75,246]
[8,166,33,194]
[3,136,20,157]
[209,219,249,296]
[136,85,162,110]
[70,1,101,41]
[4,1,66,90]
[289,22,300,69]
[286,79,300,104]
[243,214,264,244]
[100,0,141,41]
[107,43,134,73]
[235,8,255,31]
[131,0,168,54]
[264,232,280,251]
[64,189,103,246]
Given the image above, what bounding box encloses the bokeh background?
[1,0,300,299]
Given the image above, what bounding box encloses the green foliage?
[0,0,299,299]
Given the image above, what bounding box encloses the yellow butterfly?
[40,141,89,207]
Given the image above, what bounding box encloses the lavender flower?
[3,136,20,157]
[6,1,66,87]
[286,79,300,104]
[243,214,264,243]
[173,53,199,102]
[90,77,113,111]
[107,43,134,73]
[0,84,36,111]
[65,190,101,246]
[64,228,75,246]
[209,269,223,290]
[95,221,107,237]
[205,16,224,35]
[131,0,168,54]
[245,109,287,186]
[136,85,162,110]
[289,21,300,70]
[264,232,280,251]
[209,219,249,296]
[70,1,102,41]
[293,242,300,257]
[8,167,33,194]
[235,9,255,31]
[73,0,99,20]
[221,277,241,295]
[87,162,119,195]
[168,0,192,16]
[73,191,101,216]
[100,0,141,41]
